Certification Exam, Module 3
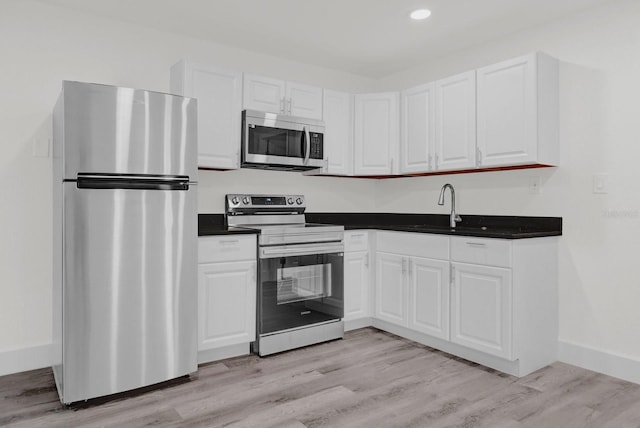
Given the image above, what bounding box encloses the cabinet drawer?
[199,235,257,263]
[344,230,369,252]
[450,236,512,268]
[376,231,449,260]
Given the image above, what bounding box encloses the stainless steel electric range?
[226,194,345,356]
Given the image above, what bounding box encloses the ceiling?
[43,0,612,78]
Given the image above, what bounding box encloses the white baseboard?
[0,344,52,377]
[558,340,640,385]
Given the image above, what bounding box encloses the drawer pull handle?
[466,242,487,247]
[220,239,240,245]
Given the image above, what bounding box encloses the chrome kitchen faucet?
[438,183,462,228]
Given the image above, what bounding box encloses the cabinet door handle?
[476,147,483,167]
[450,264,455,283]
[287,98,292,115]
[466,242,487,247]
[280,97,285,114]
[428,154,433,170]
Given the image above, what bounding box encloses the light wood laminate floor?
[2,328,640,427]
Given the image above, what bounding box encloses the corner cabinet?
[353,92,400,175]
[197,235,257,363]
[170,61,243,169]
[476,52,559,167]
[243,74,323,120]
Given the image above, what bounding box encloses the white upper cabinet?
[323,90,353,175]
[400,83,435,174]
[476,52,559,167]
[243,74,323,120]
[435,70,477,171]
[170,61,242,169]
[287,81,324,119]
[354,92,400,175]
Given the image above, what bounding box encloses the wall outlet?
[529,176,541,194]
[593,174,609,194]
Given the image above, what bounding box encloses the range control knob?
[242,197,250,205]
[287,197,294,205]
[231,196,239,205]
[296,197,303,205]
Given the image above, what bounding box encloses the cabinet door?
[408,257,450,340]
[450,262,512,359]
[343,251,370,321]
[198,260,256,351]
[287,82,323,119]
[354,92,400,175]
[477,54,537,167]
[401,83,435,173]
[243,74,285,114]
[170,62,242,169]
[435,71,476,171]
[323,89,353,175]
[375,252,407,326]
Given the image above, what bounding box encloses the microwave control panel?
[310,133,323,160]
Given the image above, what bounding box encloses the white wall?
[376,0,640,366]
[0,0,376,362]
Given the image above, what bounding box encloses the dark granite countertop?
[198,214,259,236]
[305,213,562,240]
[198,212,562,239]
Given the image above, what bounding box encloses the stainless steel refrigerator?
[52,81,198,404]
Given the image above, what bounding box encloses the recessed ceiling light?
[410,9,432,20]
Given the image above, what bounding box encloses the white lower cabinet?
[368,231,557,377]
[450,262,512,359]
[343,231,371,328]
[375,232,450,331]
[343,251,370,322]
[197,235,257,363]
[409,257,450,340]
[375,252,407,326]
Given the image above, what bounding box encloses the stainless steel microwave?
[241,109,325,171]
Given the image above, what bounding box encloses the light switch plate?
[593,174,609,194]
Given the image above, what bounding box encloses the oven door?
[242,111,324,169]
[258,242,344,335]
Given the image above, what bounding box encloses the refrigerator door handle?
[76,173,190,190]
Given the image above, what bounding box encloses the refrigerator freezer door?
[61,81,197,179]
[61,182,197,404]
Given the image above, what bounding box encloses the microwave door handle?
[303,126,311,165]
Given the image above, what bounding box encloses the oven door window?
[259,253,343,335]
[248,125,304,158]
[277,264,331,304]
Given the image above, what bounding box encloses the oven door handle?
[260,243,343,258]
[302,126,311,166]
